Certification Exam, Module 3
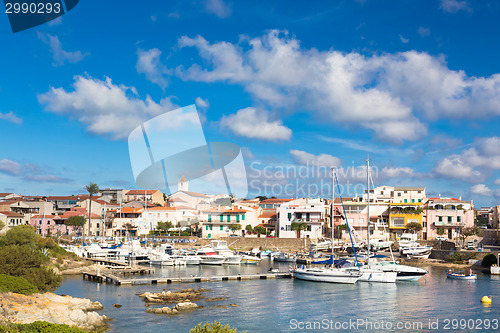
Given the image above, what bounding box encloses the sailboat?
[291,168,362,284]
[351,159,398,283]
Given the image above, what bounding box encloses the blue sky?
[1,0,500,206]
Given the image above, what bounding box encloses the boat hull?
[292,268,360,284]
[447,272,477,280]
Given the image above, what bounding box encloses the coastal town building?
[199,206,251,238]
[0,211,26,234]
[392,187,426,204]
[124,190,165,206]
[423,197,474,240]
[276,198,325,238]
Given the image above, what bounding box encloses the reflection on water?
[56,263,500,332]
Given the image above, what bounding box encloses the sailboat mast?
[366,158,370,265]
[331,168,334,261]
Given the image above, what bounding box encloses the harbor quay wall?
[430,249,498,261]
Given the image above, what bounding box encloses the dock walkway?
[83,272,292,285]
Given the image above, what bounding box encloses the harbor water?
[56,260,500,332]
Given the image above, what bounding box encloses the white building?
[276,198,325,239]
[393,187,426,204]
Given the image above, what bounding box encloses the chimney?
[459,196,462,201]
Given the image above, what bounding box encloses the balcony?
[293,218,322,223]
[434,221,464,227]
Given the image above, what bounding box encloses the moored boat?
[196,246,225,265]
[291,266,361,284]
[446,270,477,280]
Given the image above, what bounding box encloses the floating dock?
[83,272,292,285]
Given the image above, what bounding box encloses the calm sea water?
[56,261,500,332]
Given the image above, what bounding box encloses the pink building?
[30,214,78,236]
[423,198,474,240]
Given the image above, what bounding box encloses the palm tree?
[85,182,100,236]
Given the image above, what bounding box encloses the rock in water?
[113,304,122,308]
[0,292,108,331]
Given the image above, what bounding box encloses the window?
[457,216,461,222]
[391,217,405,227]
[404,191,407,194]
[411,199,415,203]
[438,216,442,222]
[288,213,292,220]
[220,226,223,230]
[418,191,421,194]
[210,225,213,230]
[404,199,408,203]
[306,213,310,220]
[220,215,223,222]
[423,222,427,227]
[418,199,421,203]
[227,215,230,222]
[296,213,302,219]
[206,226,209,230]
[285,225,292,231]
[448,216,452,222]
[236,215,240,222]
[242,214,245,221]
[307,225,312,231]
[398,192,402,196]
[208,215,211,222]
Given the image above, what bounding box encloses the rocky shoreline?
[0,292,109,331]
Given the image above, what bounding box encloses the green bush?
[0,245,62,292]
[0,225,38,247]
[482,254,498,268]
[190,321,246,333]
[0,321,86,333]
[0,274,39,295]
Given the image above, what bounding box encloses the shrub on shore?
[0,274,39,295]
[190,321,246,333]
[0,321,86,333]
[0,226,63,292]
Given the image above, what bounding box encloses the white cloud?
[37,32,88,66]
[470,184,493,196]
[290,150,341,167]
[136,48,170,89]
[220,107,291,141]
[434,137,500,182]
[37,75,178,140]
[195,97,209,109]
[439,0,472,13]
[168,31,500,144]
[204,0,231,18]
[47,16,62,26]
[494,179,500,186]
[0,159,22,176]
[380,166,415,179]
[418,27,431,37]
[0,112,22,124]
[23,175,72,183]
[399,34,409,44]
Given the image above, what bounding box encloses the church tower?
[178,175,188,192]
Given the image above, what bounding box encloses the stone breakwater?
[0,292,108,331]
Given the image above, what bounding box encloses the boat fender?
[481,296,492,304]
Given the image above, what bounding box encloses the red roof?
[126,190,160,195]
[260,198,293,204]
[46,195,92,201]
[147,207,177,211]
[119,207,143,214]
[0,211,24,217]
[258,212,277,219]
[31,215,61,219]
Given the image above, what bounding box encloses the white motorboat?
[240,255,262,264]
[273,252,297,263]
[291,266,361,284]
[210,240,241,264]
[369,239,393,251]
[178,250,202,265]
[401,245,432,259]
[196,247,225,265]
[375,261,428,281]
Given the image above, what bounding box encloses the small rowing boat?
[446,270,477,280]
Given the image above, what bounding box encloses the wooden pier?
[85,258,128,267]
[83,272,292,285]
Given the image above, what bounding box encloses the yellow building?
[389,203,423,234]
